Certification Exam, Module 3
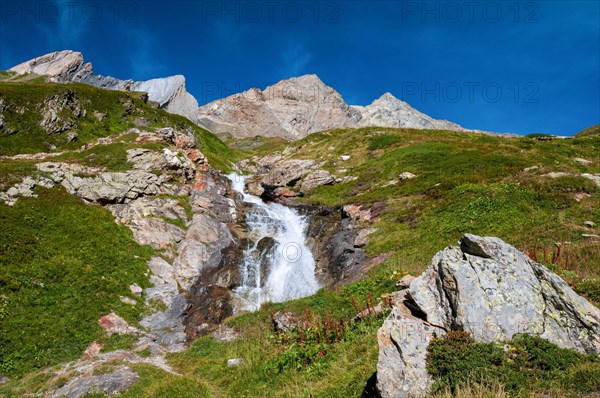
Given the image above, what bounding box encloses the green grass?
[0,82,144,155]
[427,331,600,397]
[0,187,154,377]
[161,294,385,398]
[221,134,289,156]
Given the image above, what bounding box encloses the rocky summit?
[197,74,468,139]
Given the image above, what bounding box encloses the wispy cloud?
[281,41,312,77]
[122,25,167,79]
[29,0,90,49]
[56,0,89,46]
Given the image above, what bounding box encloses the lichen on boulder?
[376,234,600,398]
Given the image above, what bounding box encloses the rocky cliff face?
[197,74,468,139]
[9,50,198,121]
[376,234,600,398]
[196,74,364,140]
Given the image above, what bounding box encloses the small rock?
[213,325,242,342]
[186,149,207,164]
[340,155,350,161]
[98,312,139,336]
[93,111,106,121]
[66,131,78,143]
[584,221,596,228]
[343,204,371,223]
[399,172,417,180]
[133,117,150,127]
[0,376,9,385]
[82,341,103,359]
[120,296,137,306]
[355,228,378,247]
[271,311,300,333]
[523,165,539,172]
[574,157,593,165]
[227,358,243,367]
[52,366,139,398]
[129,284,143,297]
[582,234,600,239]
[396,274,415,289]
[196,323,210,333]
[299,169,336,193]
[544,172,571,179]
[575,192,591,202]
[581,173,600,187]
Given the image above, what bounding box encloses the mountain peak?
[10,50,90,82]
[266,74,328,93]
[289,73,324,84]
[380,92,398,100]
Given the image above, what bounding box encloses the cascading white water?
[227,173,319,312]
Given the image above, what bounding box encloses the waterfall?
[227,173,319,312]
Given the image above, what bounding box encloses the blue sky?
[0,0,598,135]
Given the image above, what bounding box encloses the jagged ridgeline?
[1,57,600,397]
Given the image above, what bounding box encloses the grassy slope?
[0,189,153,376]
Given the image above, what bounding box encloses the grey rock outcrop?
[241,155,341,201]
[261,159,317,188]
[61,171,163,204]
[109,197,187,251]
[33,161,164,204]
[52,366,139,398]
[376,234,600,398]
[172,213,234,290]
[126,147,196,180]
[197,74,469,139]
[299,169,336,193]
[39,90,86,135]
[9,51,198,121]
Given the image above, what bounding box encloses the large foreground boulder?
[376,234,600,398]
